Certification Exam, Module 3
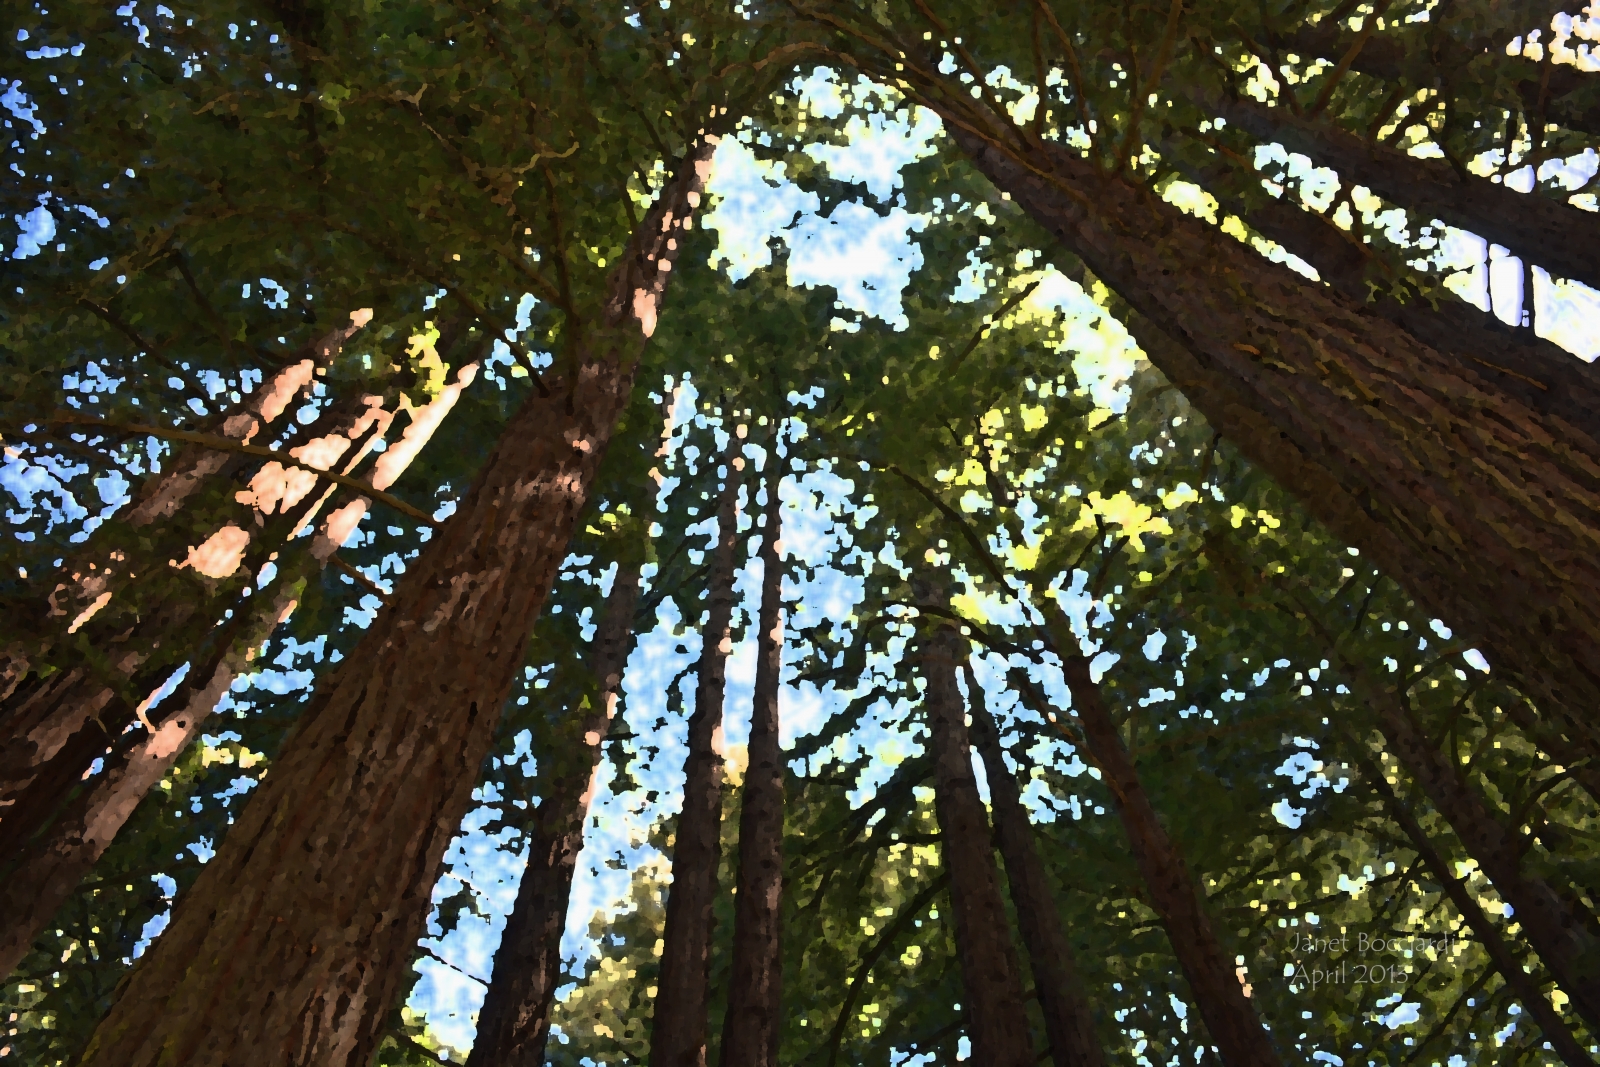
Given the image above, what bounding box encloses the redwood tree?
[466,555,645,1067]
[797,0,1600,780]
[71,137,718,1067]
[917,588,1035,1067]
[964,668,1105,1067]
[650,452,744,1067]
[720,445,788,1067]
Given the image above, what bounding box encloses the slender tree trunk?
[962,669,1105,1067]
[916,586,1034,1067]
[720,451,787,1067]
[1212,95,1600,289]
[0,388,398,862]
[465,558,644,1067]
[1334,661,1600,1029]
[1041,611,1283,1067]
[72,136,717,1067]
[1342,741,1598,1067]
[0,582,297,981]
[0,311,370,703]
[941,111,1600,764]
[0,387,466,983]
[650,451,744,1067]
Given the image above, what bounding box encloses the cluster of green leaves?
[4,1,1598,1065]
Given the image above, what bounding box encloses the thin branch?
[823,872,952,1067]
[330,553,392,603]
[1306,0,1392,120]
[1116,0,1186,172]
[1034,0,1102,165]
[946,279,1043,376]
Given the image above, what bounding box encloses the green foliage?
[4,1,1597,1064]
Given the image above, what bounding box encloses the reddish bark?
[0,389,396,863]
[963,670,1105,1067]
[918,595,1035,1067]
[650,455,744,1067]
[0,583,297,981]
[465,559,644,1067]
[720,455,787,1067]
[1345,742,1598,1067]
[1044,613,1282,1067]
[937,108,1600,774]
[0,311,370,702]
[71,137,717,1067]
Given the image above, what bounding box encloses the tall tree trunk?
[1041,610,1283,1067]
[72,136,717,1067]
[0,387,399,863]
[917,585,1035,1067]
[465,557,644,1067]
[936,106,1600,767]
[1212,95,1600,289]
[962,669,1105,1067]
[0,310,371,703]
[0,398,458,983]
[1342,740,1598,1067]
[650,452,744,1067]
[0,580,297,981]
[719,451,787,1067]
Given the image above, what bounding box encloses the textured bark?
[1344,742,1598,1067]
[0,312,369,703]
[0,581,299,981]
[963,672,1104,1067]
[0,390,395,864]
[1045,615,1282,1067]
[917,596,1035,1067]
[719,457,787,1067]
[1341,667,1600,1030]
[1214,95,1600,289]
[650,457,744,1067]
[466,559,644,1067]
[72,137,717,1067]
[1214,160,1600,455]
[944,114,1600,770]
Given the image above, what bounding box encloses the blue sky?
[4,44,1587,1060]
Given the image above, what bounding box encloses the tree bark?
[1212,94,1600,290]
[0,582,296,981]
[917,588,1035,1067]
[71,136,718,1067]
[650,451,744,1067]
[1200,153,1600,451]
[719,451,787,1067]
[0,311,370,703]
[962,669,1105,1067]
[465,558,644,1067]
[1342,740,1598,1067]
[1042,611,1283,1067]
[939,109,1600,769]
[0,482,395,983]
[0,388,398,866]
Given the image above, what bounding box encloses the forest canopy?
[3,1,1600,1066]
